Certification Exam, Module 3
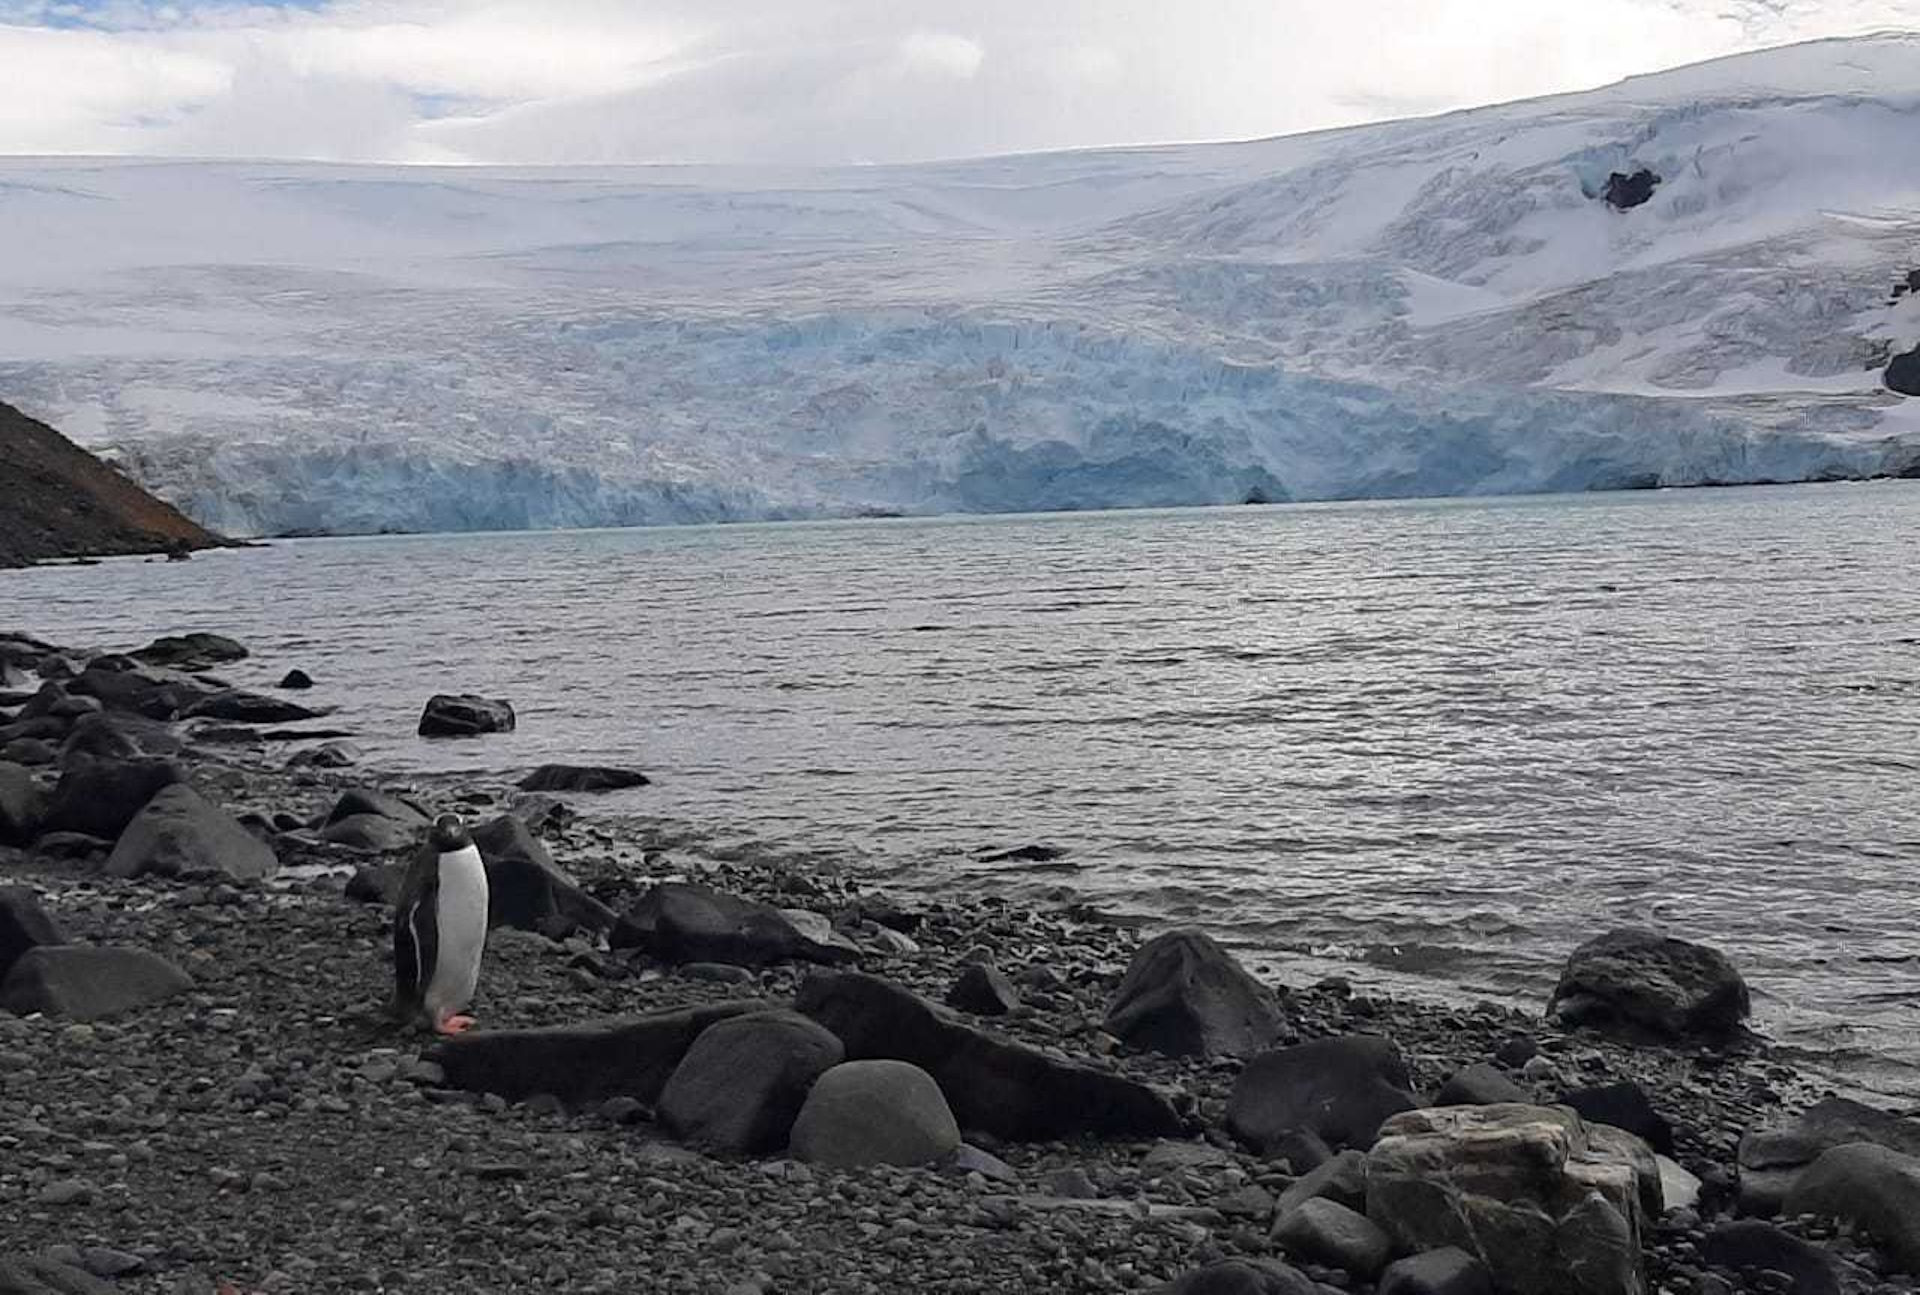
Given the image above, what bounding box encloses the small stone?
[38,1177,93,1205]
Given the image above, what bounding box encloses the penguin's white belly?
[425,845,489,1016]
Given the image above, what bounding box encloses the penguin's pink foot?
[434,1013,476,1036]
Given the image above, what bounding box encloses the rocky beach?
[4,628,1920,1295]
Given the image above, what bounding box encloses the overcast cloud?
[0,0,1913,165]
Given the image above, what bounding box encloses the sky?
[0,0,1914,166]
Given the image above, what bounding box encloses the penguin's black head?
[430,813,472,852]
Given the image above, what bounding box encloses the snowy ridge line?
[1,34,1919,535]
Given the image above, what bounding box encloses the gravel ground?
[3,736,1915,1294]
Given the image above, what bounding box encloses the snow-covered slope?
[4,34,1920,535]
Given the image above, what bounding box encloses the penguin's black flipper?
[391,846,440,1020]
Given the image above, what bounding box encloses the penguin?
[392,813,490,1035]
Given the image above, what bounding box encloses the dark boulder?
[1103,928,1285,1058]
[612,882,858,967]
[1227,1034,1419,1153]
[0,887,65,980]
[1547,928,1750,1043]
[39,757,182,840]
[431,1000,776,1105]
[1885,345,1920,397]
[1158,1260,1320,1295]
[278,669,314,690]
[947,962,1020,1016]
[1560,1081,1675,1156]
[0,762,45,845]
[0,739,55,767]
[1273,1149,1368,1219]
[129,632,247,671]
[1377,1248,1494,1295]
[1603,168,1659,210]
[1783,1143,1920,1271]
[184,689,323,724]
[1702,1221,1840,1295]
[517,764,651,793]
[789,1059,960,1168]
[321,814,422,853]
[796,970,1183,1142]
[1739,1098,1920,1217]
[345,862,404,905]
[474,814,615,936]
[658,1010,845,1154]
[288,740,358,770]
[66,661,210,720]
[1435,1062,1530,1107]
[418,694,515,738]
[106,784,278,882]
[0,946,192,1020]
[1272,1198,1393,1279]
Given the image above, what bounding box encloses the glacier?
[2,33,1920,535]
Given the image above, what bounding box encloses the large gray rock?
[321,814,421,853]
[106,784,278,882]
[1547,928,1749,1043]
[1103,928,1285,1058]
[0,888,65,980]
[613,882,858,967]
[66,659,214,720]
[1366,1103,1656,1295]
[1272,1198,1392,1278]
[418,694,515,738]
[0,761,43,845]
[789,1059,960,1168]
[325,788,430,827]
[796,970,1183,1142]
[1227,1034,1419,1152]
[1783,1143,1920,1271]
[474,814,616,937]
[1273,1149,1367,1220]
[0,946,192,1020]
[431,1000,777,1105]
[1737,1097,1920,1217]
[39,757,182,840]
[657,1009,844,1155]
[58,711,182,762]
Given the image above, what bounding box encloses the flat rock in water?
[1547,927,1750,1043]
[796,970,1183,1142]
[612,882,857,967]
[657,1009,844,1155]
[1103,928,1285,1058]
[789,1059,960,1168]
[105,784,278,881]
[129,632,248,671]
[0,887,66,980]
[1783,1142,1920,1271]
[39,757,182,841]
[418,694,515,738]
[431,1000,777,1105]
[0,945,193,1021]
[277,669,313,690]
[1226,1034,1418,1153]
[183,689,323,724]
[516,764,651,793]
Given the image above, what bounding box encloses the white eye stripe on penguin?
[392,813,489,1036]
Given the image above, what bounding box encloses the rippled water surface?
[7,486,1920,1090]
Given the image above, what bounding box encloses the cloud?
[0,0,1912,164]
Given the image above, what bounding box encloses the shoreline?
[3,629,1918,1293]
